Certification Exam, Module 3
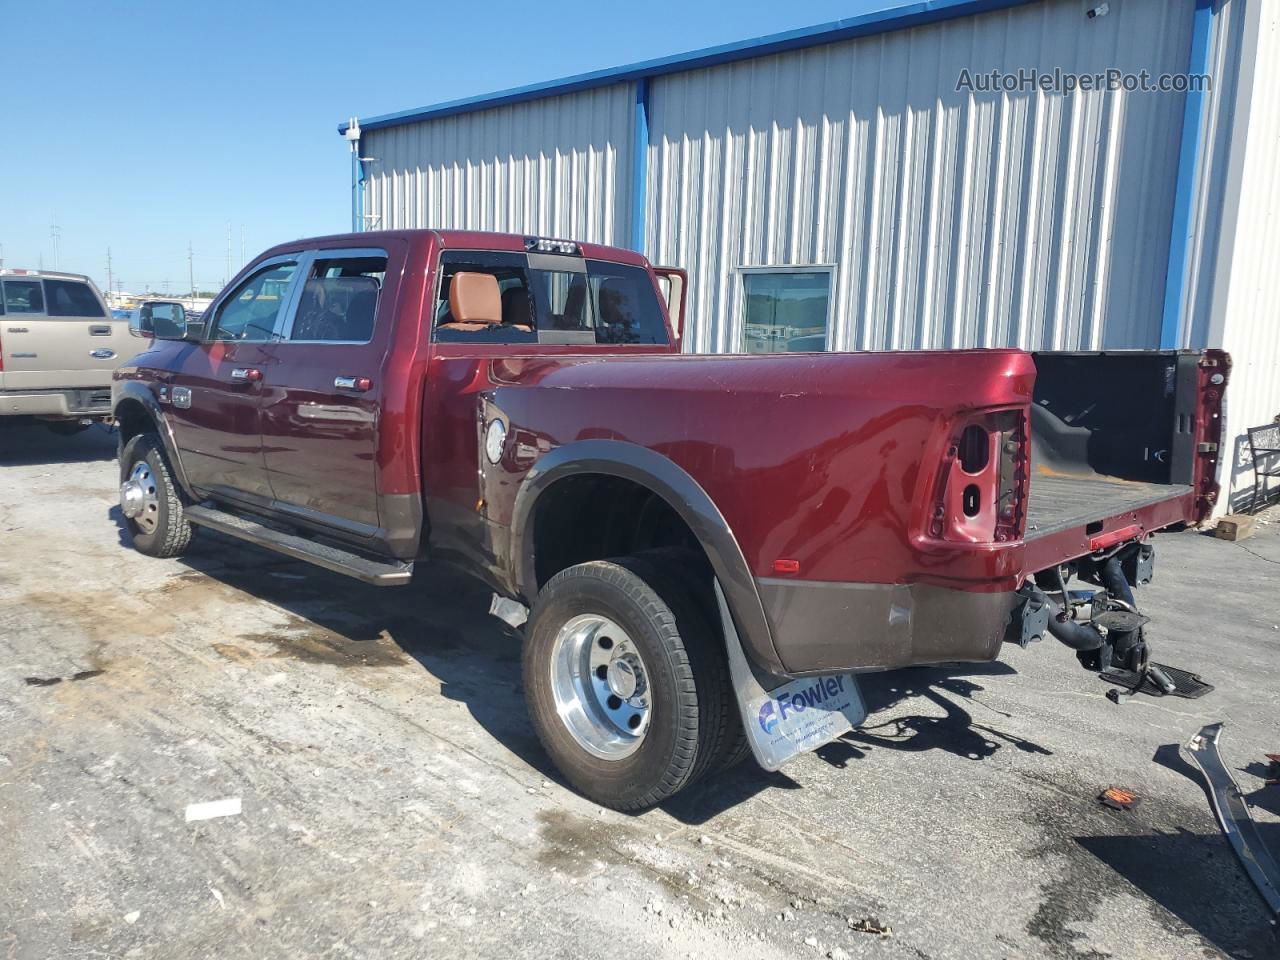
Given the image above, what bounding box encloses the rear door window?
[44,279,106,317]
[287,253,386,343]
[3,280,45,314]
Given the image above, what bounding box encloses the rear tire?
[119,433,193,558]
[628,549,750,774]
[523,557,737,810]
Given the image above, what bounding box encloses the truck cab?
[111,229,1227,811]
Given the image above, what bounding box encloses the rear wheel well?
[531,474,711,593]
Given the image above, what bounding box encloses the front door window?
[209,262,298,341]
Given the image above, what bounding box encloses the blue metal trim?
[355,138,366,233]
[336,0,1037,135]
[631,79,649,254]
[1160,0,1215,349]
[350,141,360,233]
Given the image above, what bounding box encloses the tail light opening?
[929,410,1028,544]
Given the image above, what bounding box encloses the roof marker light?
[524,237,581,255]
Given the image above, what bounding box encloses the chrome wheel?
[119,461,160,534]
[549,614,652,760]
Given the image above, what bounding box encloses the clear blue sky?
[2,1,892,296]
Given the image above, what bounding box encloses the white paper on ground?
[184,797,242,822]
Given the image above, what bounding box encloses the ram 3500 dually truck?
[112,230,1228,810]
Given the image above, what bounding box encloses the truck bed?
[1025,473,1194,540]
[1021,351,1218,572]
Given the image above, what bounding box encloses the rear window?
[434,252,668,345]
[44,279,105,317]
[2,280,45,314]
[533,260,668,345]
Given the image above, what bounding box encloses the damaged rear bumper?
[1185,722,1280,930]
[756,576,1019,674]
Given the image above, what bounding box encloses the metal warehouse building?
[338,0,1279,513]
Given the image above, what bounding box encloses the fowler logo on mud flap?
[757,675,848,734]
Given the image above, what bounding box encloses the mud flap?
[714,580,866,771]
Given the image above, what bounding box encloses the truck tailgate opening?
[1023,351,1219,568]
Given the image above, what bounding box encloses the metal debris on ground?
[847,917,892,937]
[1265,754,1280,786]
[1099,787,1141,811]
[1185,723,1280,931]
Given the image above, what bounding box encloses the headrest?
[448,272,502,326]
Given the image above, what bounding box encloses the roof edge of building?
[336,0,1038,135]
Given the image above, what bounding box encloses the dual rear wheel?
[523,554,747,811]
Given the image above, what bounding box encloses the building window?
[740,268,832,353]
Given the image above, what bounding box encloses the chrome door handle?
[334,376,372,391]
[230,367,262,382]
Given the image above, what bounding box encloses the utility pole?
[188,241,196,309]
[50,220,61,270]
[0,242,5,270]
[240,225,245,266]
[225,221,232,287]
[106,247,113,302]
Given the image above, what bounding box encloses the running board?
[184,504,413,586]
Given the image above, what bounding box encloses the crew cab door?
[164,256,302,503]
[0,276,126,389]
[257,247,391,535]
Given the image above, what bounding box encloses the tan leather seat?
[439,272,503,331]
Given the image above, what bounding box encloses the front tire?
[119,433,193,558]
[523,557,736,811]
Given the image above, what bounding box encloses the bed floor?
[1025,473,1193,540]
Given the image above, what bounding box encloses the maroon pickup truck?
[112,230,1228,810]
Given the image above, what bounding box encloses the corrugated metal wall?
[1181,0,1247,351]
[1215,0,1280,511]
[646,0,1194,354]
[360,83,635,246]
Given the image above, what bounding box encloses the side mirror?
[149,302,195,341]
[128,308,154,339]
